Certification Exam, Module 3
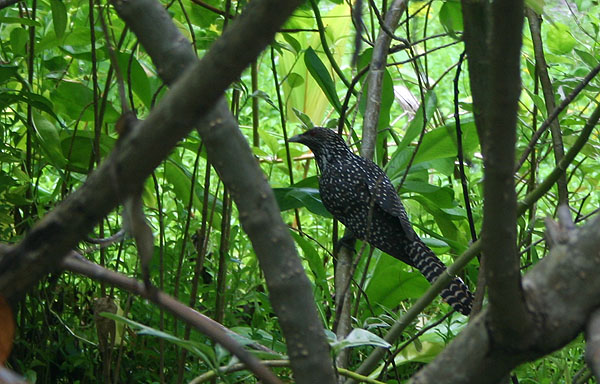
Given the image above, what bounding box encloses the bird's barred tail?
[408,240,473,315]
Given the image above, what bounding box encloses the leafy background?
[1,0,599,382]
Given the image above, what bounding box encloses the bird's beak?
[288,134,303,143]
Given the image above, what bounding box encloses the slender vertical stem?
[251,60,260,147]
[173,145,202,304]
[270,46,302,232]
[176,161,211,383]
[453,51,477,243]
[526,8,568,206]
[215,189,231,324]
[152,172,166,384]
[24,0,37,227]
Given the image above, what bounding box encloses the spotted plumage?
[289,127,473,315]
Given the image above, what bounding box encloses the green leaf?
[304,47,342,113]
[51,0,68,39]
[400,91,438,148]
[292,107,314,129]
[400,181,454,208]
[251,90,278,110]
[575,48,599,68]
[51,80,119,122]
[285,187,330,217]
[117,53,152,108]
[388,117,477,181]
[10,28,28,56]
[33,112,67,167]
[412,119,478,165]
[439,1,463,37]
[286,72,304,89]
[164,159,202,209]
[0,65,18,84]
[282,33,302,53]
[272,186,332,218]
[330,328,391,353]
[365,252,429,311]
[0,17,41,27]
[546,22,576,55]
[291,231,331,299]
[101,312,217,365]
[60,129,116,173]
[525,0,544,14]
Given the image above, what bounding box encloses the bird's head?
[289,127,352,172]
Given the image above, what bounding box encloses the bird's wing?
[362,159,416,241]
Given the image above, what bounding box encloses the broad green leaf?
[51,80,119,122]
[526,0,544,14]
[292,107,314,129]
[286,188,329,217]
[546,22,576,55]
[399,91,438,148]
[401,181,454,208]
[0,17,42,27]
[291,231,331,300]
[439,1,463,37]
[164,159,202,208]
[51,0,67,39]
[272,186,331,218]
[304,46,342,113]
[101,312,217,365]
[60,129,116,173]
[59,45,108,62]
[10,28,28,56]
[286,72,304,89]
[117,53,152,108]
[279,4,350,124]
[365,251,429,311]
[369,339,444,378]
[412,119,478,166]
[0,91,60,122]
[282,33,302,53]
[0,65,18,84]
[575,48,599,69]
[33,113,67,167]
[524,88,547,116]
[387,117,477,181]
[330,328,391,353]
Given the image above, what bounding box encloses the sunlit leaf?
[305,46,342,113]
[546,22,576,55]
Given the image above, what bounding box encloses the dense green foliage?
[1,0,600,382]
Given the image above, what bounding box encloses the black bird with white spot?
[289,127,473,315]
